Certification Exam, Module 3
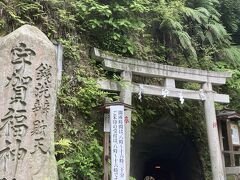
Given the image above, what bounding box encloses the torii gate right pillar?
[203,83,225,180]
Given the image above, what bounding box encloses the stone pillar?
[203,83,225,180]
[120,71,132,180]
[0,25,58,180]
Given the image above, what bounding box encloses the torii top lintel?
[92,48,231,85]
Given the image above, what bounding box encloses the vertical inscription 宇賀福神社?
[0,43,36,179]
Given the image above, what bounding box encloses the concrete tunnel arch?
[130,115,205,180]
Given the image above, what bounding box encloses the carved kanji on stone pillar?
[0,25,59,180]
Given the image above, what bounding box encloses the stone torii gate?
[92,48,232,180]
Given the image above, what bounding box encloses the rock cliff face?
[0,25,58,180]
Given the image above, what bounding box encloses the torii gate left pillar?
[120,71,132,180]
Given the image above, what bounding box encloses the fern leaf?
[221,47,240,67]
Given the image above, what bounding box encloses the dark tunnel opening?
[130,116,205,180]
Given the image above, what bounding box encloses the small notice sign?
[104,113,110,132]
[110,105,126,180]
[231,123,240,145]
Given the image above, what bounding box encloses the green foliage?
[130,177,137,180]
[213,61,240,110]
[220,46,240,67]
[59,74,107,116]
[59,37,80,62]
[55,125,103,180]
[74,0,145,55]
[219,0,240,43]
[2,0,240,179]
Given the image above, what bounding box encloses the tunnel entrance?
[130,116,205,180]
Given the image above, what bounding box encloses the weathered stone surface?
[92,47,232,85]
[97,79,230,103]
[0,25,58,180]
